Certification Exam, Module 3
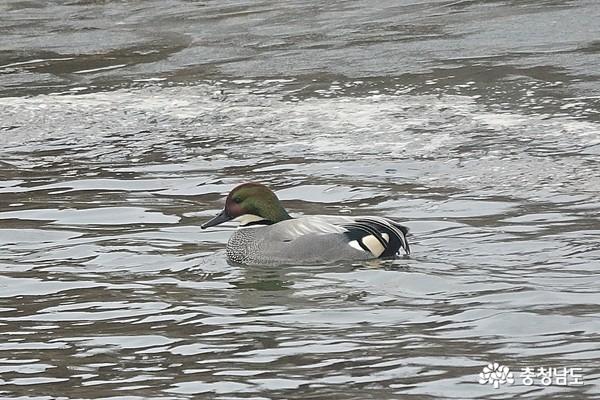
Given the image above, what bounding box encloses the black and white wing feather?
[265,215,410,259]
[343,217,410,257]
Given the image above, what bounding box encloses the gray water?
[1,0,600,399]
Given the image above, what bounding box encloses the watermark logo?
[478,363,584,388]
[520,367,584,386]
[479,362,514,388]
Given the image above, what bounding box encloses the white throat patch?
[234,214,269,227]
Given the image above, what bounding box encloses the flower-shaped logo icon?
[479,362,514,388]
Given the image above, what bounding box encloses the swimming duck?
[201,183,410,265]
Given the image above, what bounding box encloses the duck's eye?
[233,197,242,204]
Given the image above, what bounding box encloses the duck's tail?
[343,217,410,258]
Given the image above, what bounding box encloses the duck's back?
[226,215,409,265]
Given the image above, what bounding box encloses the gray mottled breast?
[226,228,261,264]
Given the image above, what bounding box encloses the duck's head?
[201,183,292,229]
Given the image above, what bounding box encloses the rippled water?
[1,0,600,399]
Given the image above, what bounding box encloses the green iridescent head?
[201,183,291,228]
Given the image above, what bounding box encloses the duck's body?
[201,183,410,266]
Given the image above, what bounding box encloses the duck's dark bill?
[201,210,232,229]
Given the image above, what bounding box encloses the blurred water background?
[1,0,599,399]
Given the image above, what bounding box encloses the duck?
[201,183,410,265]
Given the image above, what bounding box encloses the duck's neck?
[236,203,292,228]
[235,210,292,228]
[266,204,292,224]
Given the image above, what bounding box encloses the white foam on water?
[2,83,599,202]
